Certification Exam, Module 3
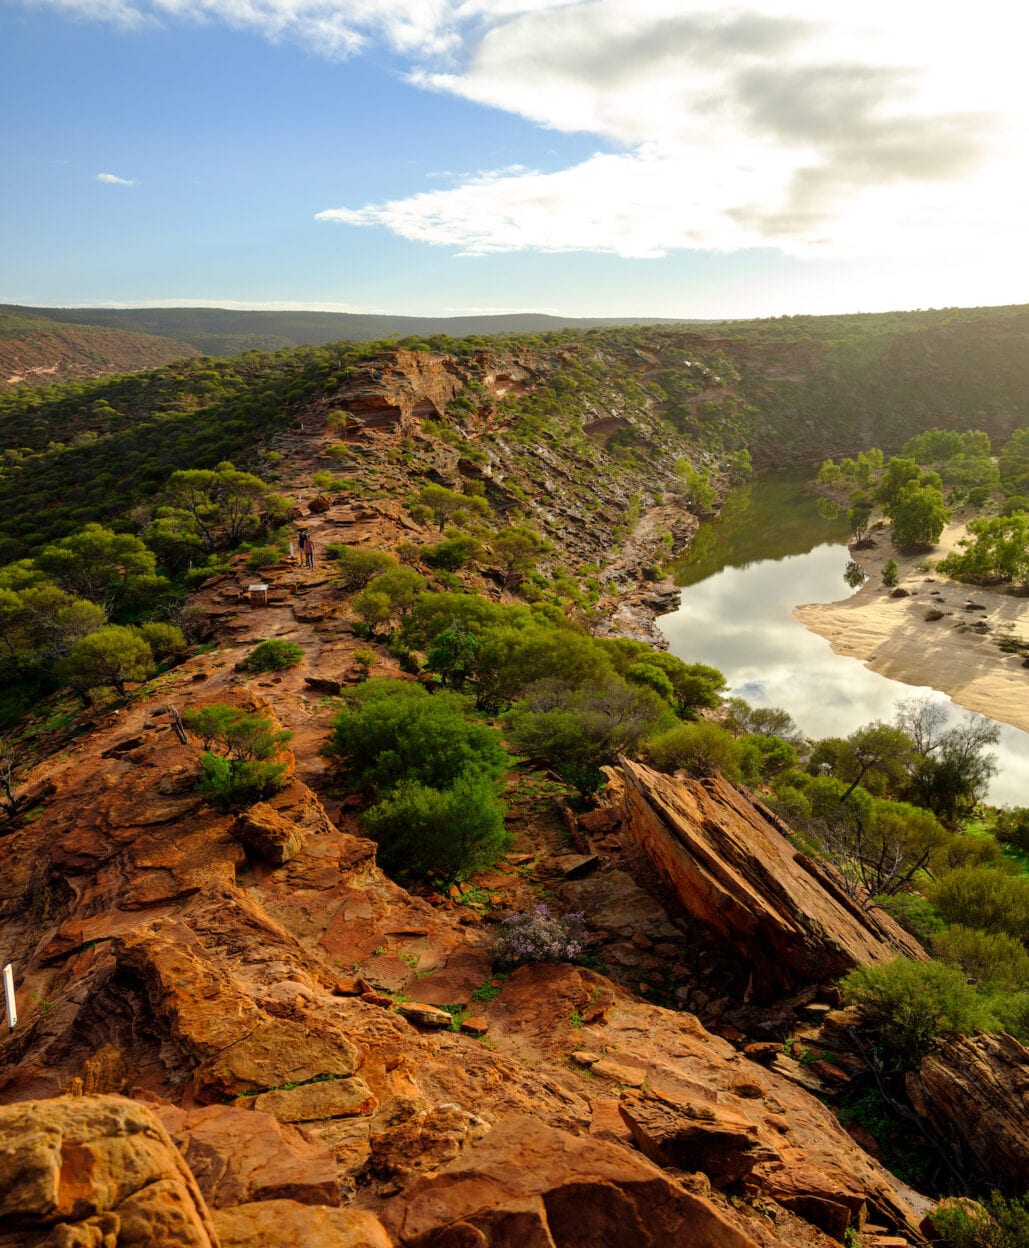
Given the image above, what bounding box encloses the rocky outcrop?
[0,1095,219,1247]
[380,1113,767,1248]
[612,763,926,997]
[906,1032,1029,1189]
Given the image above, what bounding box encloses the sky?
[3,0,1029,319]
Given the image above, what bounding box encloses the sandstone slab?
[213,1199,391,1248]
[252,1076,377,1122]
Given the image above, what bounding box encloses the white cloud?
[96,172,137,185]
[27,1,1029,260]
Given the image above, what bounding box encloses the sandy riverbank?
[794,517,1029,734]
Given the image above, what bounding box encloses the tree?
[413,484,490,532]
[164,465,276,550]
[56,625,155,703]
[939,513,1029,588]
[182,702,292,807]
[425,624,482,689]
[353,568,426,628]
[881,559,900,588]
[841,957,996,1071]
[36,524,158,611]
[886,482,950,549]
[362,771,510,879]
[326,545,397,592]
[642,720,743,781]
[491,525,548,587]
[506,676,668,796]
[928,866,1029,941]
[903,710,999,821]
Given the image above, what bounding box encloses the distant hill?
[7,305,694,358]
[0,308,199,389]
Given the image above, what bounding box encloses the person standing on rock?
[301,532,315,570]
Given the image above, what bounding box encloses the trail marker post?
[3,963,15,1031]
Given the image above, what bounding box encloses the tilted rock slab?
[906,1032,1029,1189]
[614,763,926,995]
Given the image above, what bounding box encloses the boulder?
[0,1095,217,1247]
[613,762,925,996]
[232,803,308,865]
[250,1076,377,1122]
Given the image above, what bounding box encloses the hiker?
[295,528,308,564]
[301,532,315,570]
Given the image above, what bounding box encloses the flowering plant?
[492,905,589,965]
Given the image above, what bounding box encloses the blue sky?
[3,1,1028,319]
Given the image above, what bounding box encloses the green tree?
[326,545,397,592]
[886,482,951,549]
[414,484,490,532]
[882,559,900,588]
[55,625,155,703]
[928,867,1029,942]
[491,525,548,588]
[642,720,743,781]
[36,524,158,611]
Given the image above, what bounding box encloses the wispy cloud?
[95,172,136,186]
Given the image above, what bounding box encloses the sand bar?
[795,517,1029,734]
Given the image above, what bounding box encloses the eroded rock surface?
[907,1032,1029,1189]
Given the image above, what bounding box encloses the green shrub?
[55,625,155,702]
[197,752,288,809]
[135,622,187,661]
[325,679,508,797]
[246,545,281,570]
[423,534,483,570]
[882,559,900,587]
[928,867,1029,942]
[362,771,510,879]
[642,720,743,781]
[931,925,1029,991]
[241,639,305,672]
[840,957,997,1070]
[932,1193,1029,1248]
[184,702,292,808]
[326,545,397,592]
[871,893,945,943]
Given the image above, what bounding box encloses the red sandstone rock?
[212,1199,391,1247]
[0,1095,218,1247]
[153,1102,341,1207]
[907,1032,1029,1189]
[380,1113,766,1248]
[232,802,307,865]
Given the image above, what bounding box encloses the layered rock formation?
[611,763,926,997]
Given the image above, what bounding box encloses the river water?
[659,475,1029,808]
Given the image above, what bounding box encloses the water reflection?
[661,515,1028,808]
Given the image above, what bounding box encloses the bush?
[55,625,155,702]
[871,893,945,943]
[423,534,483,571]
[197,752,288,809]
[325,679,508,797]
[246,545,281,570]
[931,925,1029,992]
[641,720,743,781]
[932,1193,1029,1248]
[840,957,997,1070]
[362,771,510,879]
[928,867,1029,942]
[241,639,305,672]
[135,622,187,661]
[326,545,397,592]
[492,904,589,965]
[882,559,900,587]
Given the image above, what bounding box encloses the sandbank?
[794,517,1029,734]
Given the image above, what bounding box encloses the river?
[659,475,1029,808]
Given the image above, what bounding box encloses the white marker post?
[2,964,15,1031]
